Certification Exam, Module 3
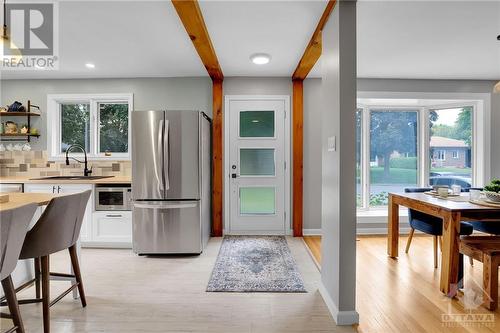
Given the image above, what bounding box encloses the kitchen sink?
[30,176,114,180]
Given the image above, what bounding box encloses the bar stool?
[18,191,91,333]
[0,203,37,333]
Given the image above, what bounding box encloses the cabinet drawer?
[92,211,132,243]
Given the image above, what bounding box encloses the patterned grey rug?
[207,236,306,292]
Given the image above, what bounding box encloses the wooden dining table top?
[0,192,59,211]
[390,192,500,213]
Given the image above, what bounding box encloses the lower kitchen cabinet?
[24,183,93,243]
[92,211,132,246]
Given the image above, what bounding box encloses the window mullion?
[420,107,430,188]
[362,107,370,209]
[90,99,98,156]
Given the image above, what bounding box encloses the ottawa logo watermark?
[441,278,496,328]
[1,1,59,70]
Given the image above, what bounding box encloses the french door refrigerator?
[132,110,211,254]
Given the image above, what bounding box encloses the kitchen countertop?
[0,175,131,184]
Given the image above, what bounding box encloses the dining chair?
[0,203,37,333]
[17,190,91,333]
[404,188,474,268]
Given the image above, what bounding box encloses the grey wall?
[0,77,213,150]
[320,0,358,325]
[303,78,323,231]
[223,77,291,96]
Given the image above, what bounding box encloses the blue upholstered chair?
[404,188,474,268]
[462,188,500,235]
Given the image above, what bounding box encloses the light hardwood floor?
[1,237,356,333]
[304,235,500,333]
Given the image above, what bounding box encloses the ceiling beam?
[292,0,337,80]
[171,0,223,80]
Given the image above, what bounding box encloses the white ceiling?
[199,0,327,77]
[1,0,209,79]
[1,0,499,80]
[355,0,500,80]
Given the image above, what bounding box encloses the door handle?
[57,186,61,193]
[133,201,197,209]
[52,186,56,193]
[105,214,123,218]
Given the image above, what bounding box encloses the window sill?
[49,155,131,162]
[357,208,408,218]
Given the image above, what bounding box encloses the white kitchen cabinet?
[24,183,93,243]
[92,211,132,247]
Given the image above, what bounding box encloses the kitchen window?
[357,101,478,209]
[48,94,133,160]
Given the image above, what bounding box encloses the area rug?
[206,236,306,292]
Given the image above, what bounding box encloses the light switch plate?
[328,136,336,152]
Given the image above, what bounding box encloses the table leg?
[387,194,399,258]
[440,211,461,296]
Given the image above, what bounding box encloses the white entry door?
[227,97,288,234]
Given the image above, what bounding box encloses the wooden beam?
[292,0,337,80]
[292,79,304,237]
[211,79,223,237]
[172,0,224,236]
[171,0,223,80]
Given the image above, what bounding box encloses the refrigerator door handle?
[164,119,170,191]
[155,119,165,196]
[133,201,198,210]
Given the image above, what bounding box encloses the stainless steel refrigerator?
[132,110,211,254]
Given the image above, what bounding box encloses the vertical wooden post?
[212,78,223,237]
[292,79,304,237]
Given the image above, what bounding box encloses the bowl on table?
[484,191,500,203]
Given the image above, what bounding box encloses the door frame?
[223,95,291,235]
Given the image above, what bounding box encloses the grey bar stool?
[18,190,91,333]
[0,203,38,333]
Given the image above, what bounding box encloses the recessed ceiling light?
[85,63,95,69]
[251,120,260,123]
[250,53,271,65]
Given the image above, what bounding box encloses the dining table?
[387,191,500,297]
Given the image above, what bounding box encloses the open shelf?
[0,133,40,141]
[0,112,41,117]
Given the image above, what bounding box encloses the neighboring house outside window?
[430,136,469,168]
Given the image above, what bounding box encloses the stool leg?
[483,254,498,310]
[69,245,86,307]
[34,257,41,299]
[1,275,25,333]
[41,255,50,333]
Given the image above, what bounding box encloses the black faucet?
[65,144,92,176]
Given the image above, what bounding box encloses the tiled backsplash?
[0,150,131,177]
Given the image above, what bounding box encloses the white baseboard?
[303,229,322,235]
[318,283,359,325]
[356,227,412,235]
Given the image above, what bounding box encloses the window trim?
[356,99,482,212]
[47,93,133,160]
[452,150,459,159]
